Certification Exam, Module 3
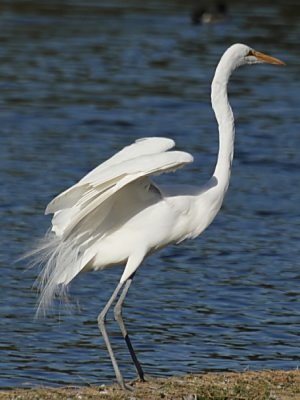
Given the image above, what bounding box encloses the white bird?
[32,43,284,389]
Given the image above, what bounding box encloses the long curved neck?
[211,59,235,193]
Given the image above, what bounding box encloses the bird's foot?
[118,380,134,391]
[128,375,148,386]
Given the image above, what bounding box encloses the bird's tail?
[26,231,84,316]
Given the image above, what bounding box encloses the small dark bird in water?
[191,2,228,25]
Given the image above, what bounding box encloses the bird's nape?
[31,44,284,390]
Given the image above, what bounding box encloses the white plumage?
[36,138,199,307]
[31,44,284,389]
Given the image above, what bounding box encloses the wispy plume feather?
[25,231,82,316]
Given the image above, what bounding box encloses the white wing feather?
[33,137,193,313]
[46,137,175,214]
[50,150,193,238]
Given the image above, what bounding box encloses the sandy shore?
[1,370,300,400]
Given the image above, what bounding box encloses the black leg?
[114,276,145,382]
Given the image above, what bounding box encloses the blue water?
[1,0,300,389]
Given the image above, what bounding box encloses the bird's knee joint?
[113,304,122,321]
[97,312,106,327]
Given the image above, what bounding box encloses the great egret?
[32,44,284,389]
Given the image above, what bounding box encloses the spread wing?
[47,137,175,213]
[32,137,194,313]
[47,137,193,239]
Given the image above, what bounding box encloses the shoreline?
[1,370,300,399]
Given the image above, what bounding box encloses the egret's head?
[226,43,285,68]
